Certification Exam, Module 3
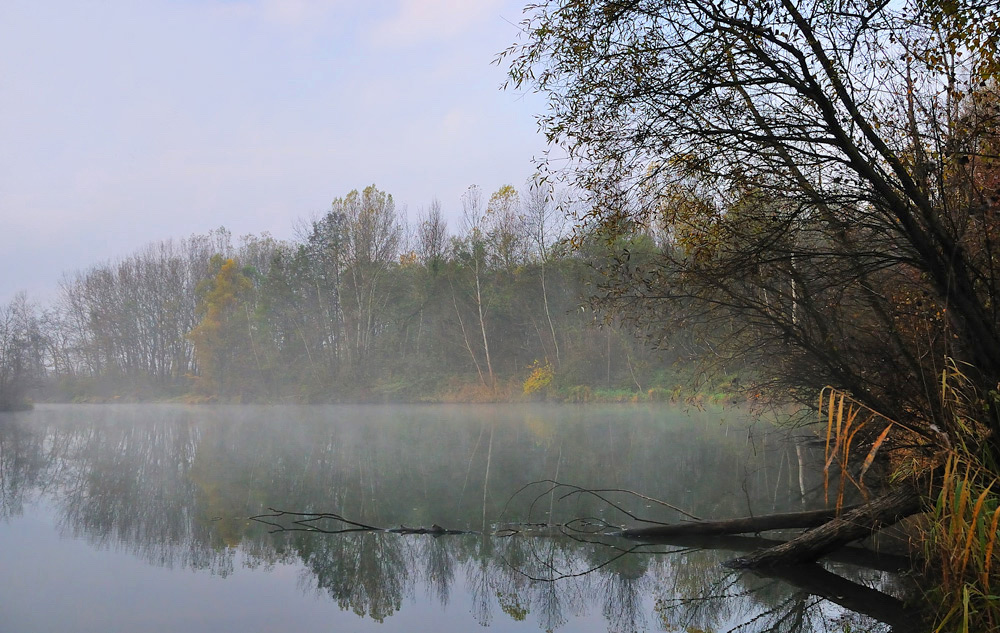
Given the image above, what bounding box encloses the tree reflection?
[0,412,49,518]
[294,531,411,622]
[600,555,649,633]
[421,535,457,606]
[467,535,498,626]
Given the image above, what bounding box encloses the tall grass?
[818,387,913,506]
[925,455,1000,632]
[821,371,1000,632]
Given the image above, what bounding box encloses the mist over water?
[0,404,912,632]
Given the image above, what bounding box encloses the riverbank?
[30,374,753,407]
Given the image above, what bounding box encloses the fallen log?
[618,504,862,538]
[626,533,911,573]
[727,481,923,568]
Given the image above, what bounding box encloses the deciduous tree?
[188,256,254,397]
[504,0,1000,464]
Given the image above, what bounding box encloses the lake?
[0,404,916,632]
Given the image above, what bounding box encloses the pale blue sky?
[0,0,548,303]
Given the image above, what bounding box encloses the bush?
[646,387,671,402]
[523,360,554,397]
[566,385,591,403]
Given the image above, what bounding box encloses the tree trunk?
[727,482,923,568]
[620,479,924,568]
[540,259,560,368]
[627,533,910,573]
[619,504,863,539]
[474,259,494,387]
[450,285,486,387]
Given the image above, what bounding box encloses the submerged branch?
[252,475,924,572]
[502,479,702,527]
[248,508,473,536]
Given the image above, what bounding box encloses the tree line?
[0,183,723,406]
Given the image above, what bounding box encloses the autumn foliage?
[187,256,253,398]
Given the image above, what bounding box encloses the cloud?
[369,0,505,47]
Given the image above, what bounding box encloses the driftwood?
[728,482,923,568]
[628,533,911,573]
[618,481,924,569]
[619,504,863,539]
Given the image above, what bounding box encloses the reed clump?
[923,455,1000,632]
[821,360,1000,632]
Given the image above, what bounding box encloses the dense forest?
[0,183,730,406]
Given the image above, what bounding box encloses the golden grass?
[818,387,902,506]
[926,455,1000,633]
[820,376,1000,632]
[436,379,516,403]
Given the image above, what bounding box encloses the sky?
[0,0,550,304]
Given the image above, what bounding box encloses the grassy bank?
[32,365,754,406]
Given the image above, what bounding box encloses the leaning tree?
[502,0,1000,566]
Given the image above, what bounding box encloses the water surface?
[0,404,914,632]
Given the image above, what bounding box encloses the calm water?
[0,404,915,632]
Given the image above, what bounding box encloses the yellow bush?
[523,360,554,395]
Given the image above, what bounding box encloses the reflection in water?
[0,404,918,631]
